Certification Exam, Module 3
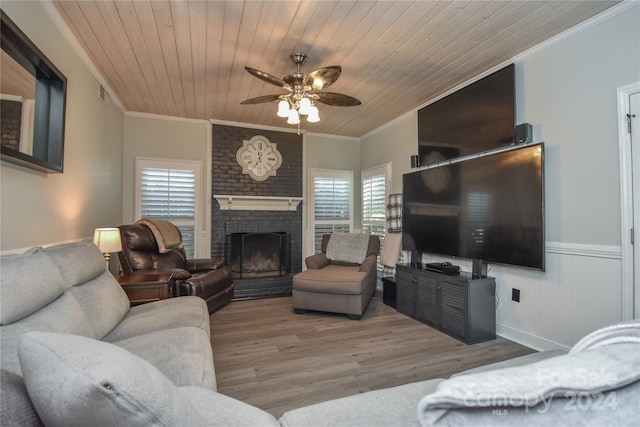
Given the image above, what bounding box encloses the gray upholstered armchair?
[292,233,380,320]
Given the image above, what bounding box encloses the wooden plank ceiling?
[52,0,618,137]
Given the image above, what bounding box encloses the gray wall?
[0,1,124,251]
[517,8,638,246]
[360,4,640,348]
[303,133,361,257]
[122,113,211,256]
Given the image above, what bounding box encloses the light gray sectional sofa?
[0,240,272,426]
[2,239,639,426]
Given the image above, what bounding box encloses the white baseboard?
[497,322,569,352]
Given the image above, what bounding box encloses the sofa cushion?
[0,293,94,375]
[18,332,208,427]
[104,296,210,342]
[180,386,280,427]
[280,378,444,427]
[112,326,217,390]
[417,342,640,426]
[293,265,368,295]
[43,240,105,287]
[66,271,130,339]
[0,369,44,427]
[0,247,66,325]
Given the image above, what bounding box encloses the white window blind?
[310,170,353,253]
[362,164,391,275]
[362,174,387,238]
[362,164,390,240]
[136,159,201,258]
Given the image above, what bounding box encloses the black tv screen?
[402,143,544,271]
[418,64,515,165]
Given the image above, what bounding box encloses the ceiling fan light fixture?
[312,78,324,90]
[299,96,311,115]
[242,53,360,129]
[287,108,300,125]
[277,99,289,117]
[307,105,320,123]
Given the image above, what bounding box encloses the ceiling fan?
[241,52,361,126]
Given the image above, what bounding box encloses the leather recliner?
[118,223,233,313]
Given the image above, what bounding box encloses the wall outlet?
[512,288,521,303]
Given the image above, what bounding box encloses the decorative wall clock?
[236,135,282,181]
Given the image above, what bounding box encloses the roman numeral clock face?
[236,135,283,181]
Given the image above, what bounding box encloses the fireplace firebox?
[229,232,290,279]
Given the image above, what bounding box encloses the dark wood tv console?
[396,263,496,344]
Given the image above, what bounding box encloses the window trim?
[135,156,203,257]
[307,168,354,257]
[361,162,392,233]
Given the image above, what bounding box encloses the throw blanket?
[570,319,640,352]
[386,193,403,232]
[137,218,182,253]
[326,233,370,264]
[380,233,402,267]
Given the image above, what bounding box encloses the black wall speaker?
[410,155,420,168]
[515,123,532,144]
[472,259,488,279]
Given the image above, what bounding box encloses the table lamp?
[93,228,122,270]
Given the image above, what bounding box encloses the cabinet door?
[439,279,467,339]
[415,274,438,326]
[396,268,416,317]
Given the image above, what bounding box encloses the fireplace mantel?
[213,195,303,211]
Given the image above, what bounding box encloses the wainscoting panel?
[492,242,623,350]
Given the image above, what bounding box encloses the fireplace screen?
[229,232,290,279]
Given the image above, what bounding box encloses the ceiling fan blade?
[240,94,282,105]
[304,66,341,90]
[245,67,289,88]
[315,92,361,107]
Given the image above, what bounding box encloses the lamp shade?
[287,108,300,125]
[298,97,311,115]
[307,105,320,123]
[93,228,122,253]
[277,99,289,117]
[312,77,324,90]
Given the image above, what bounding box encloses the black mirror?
[1,10,67,173]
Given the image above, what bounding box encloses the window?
[309,169,353,254]
[136,158,201,258]
[362,163,391,240]
[362,164,391,276]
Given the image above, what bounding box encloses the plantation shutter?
[362,173,387,238]
[137,161,199,258]
[362,164,391,274]
[312,174,352,253]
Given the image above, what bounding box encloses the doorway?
[618,83,640,319]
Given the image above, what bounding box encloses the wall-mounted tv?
[418,64,515,166]
[402,143,544,271]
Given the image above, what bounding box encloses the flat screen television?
[418,64,515,166]
[402,143,544,271]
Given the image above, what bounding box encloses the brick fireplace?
[230,232,290,279]
[211,124,303,299]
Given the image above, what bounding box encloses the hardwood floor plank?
[210,294,534,418]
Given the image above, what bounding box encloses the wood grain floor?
[209,294,534,418]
